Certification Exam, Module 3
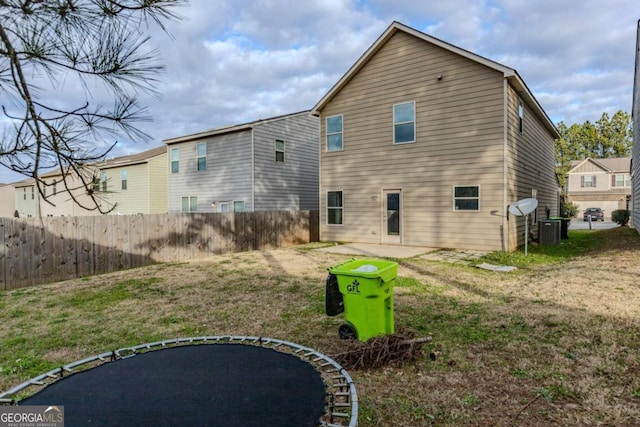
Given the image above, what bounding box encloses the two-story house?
[312,21,560,252]
[566,157,632,219]
[10,145,168,217]
[164,111,318,213]
[94,145,168,215]
[14,168,102,218]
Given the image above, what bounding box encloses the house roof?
[163,110,312,145]
[8,146,166,187]
[569,157,632,173]
[95,145,166,169]
[311,21,560,139]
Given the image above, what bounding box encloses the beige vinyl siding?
[0,185,14,217]
[101,163,150,215]
[167,130,253,213]
[567,171,609,193]
[505,84,558,250]
[253,114,319,211]
[320,31,507,251]
[14,184,37,217]
[147,155,168,213]
[35,172,103,217]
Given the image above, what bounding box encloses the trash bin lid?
[328,258,398,283]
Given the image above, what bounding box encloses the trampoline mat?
[20,344,326,427]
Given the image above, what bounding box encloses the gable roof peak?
[312,21,559,139]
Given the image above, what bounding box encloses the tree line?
[555,110,633,189]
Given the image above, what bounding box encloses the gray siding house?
[164,111,319,213]
[632,20,640,230]
[312,22,560,252]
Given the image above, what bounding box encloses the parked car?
[583,207,604,221]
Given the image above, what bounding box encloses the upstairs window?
[196,143,207,171]
[92,178,100,193]
[327,191,343,225]
[613,174,631,187]
[171,148,179,174]
[453,186,480,211]
[275,139,285,162]
[393,101,415,144]
[518,100,524,133]
[326,115,343,152]
[101,172,107,192]
[581,175,596,188]
[120,169,127,190]
[52,180,57,195]
[234,201,245,212]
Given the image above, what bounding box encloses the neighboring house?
[566,158,631,219]
[0,183,16,217]
[10,145,167,217]
[13,168,102,218]
[312,21,560,252]
[13,178,39,217]
[632,19,640,230]
[94,145,168,215]
[164,111,319,213]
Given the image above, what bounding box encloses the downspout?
[503,78,509,251]
[251,128,255,212]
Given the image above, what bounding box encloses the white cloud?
[1,0,638,183]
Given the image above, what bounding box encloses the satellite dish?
[508,198,538,217]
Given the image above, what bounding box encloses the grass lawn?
[1,227,640,426]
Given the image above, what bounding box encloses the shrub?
[561,202,579,218]
[611,209,630,226]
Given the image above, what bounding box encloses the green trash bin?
[327,258,398,342]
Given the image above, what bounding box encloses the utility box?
[539,219,561,245]
[326,258,398,342]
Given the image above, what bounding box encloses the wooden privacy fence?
[0,210,319,290]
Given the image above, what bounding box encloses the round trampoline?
[0,336,357,427]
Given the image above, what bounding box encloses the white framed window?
[581,175,596,188]
[52,180,57,195]
[326,115,343,152]
[121,170,127,190]
[196,143,207,171]
[219,202,230,213]
[518,100,524,133]
[275,139,285,162]
[181,196,197,212]
[101,172,107,192]
[171,148,179,174]
[92,177,100,192]
[234,201,245,212]
[327,191,343,225]
[393,101,415,144]
[453,186,479,211]
[613,174,631,187]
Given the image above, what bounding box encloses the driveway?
[569,219,619,230]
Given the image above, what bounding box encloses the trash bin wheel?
[339,323,357,340]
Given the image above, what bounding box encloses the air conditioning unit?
[538,220,560,245]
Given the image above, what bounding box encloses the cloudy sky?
[1,0,638,183]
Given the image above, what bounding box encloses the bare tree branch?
[0,0,187,214]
